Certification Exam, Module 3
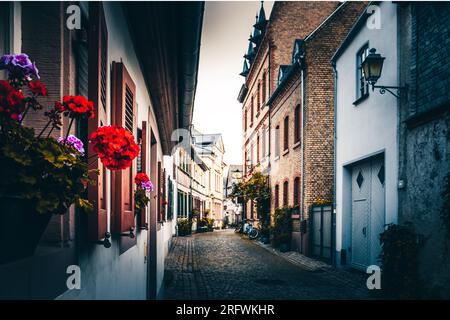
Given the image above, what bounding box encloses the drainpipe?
[300,66,305,254]
[332,61,338,267]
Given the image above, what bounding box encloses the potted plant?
[0,53,141,264]
[177,218,192,236]
[134,172,153,210]
[0,54,93,263]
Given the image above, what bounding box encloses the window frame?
[355,43,370,103]
[283,115,289,152]
[274,125,280,158]
[294,104,301,143]
[283,180,289,207]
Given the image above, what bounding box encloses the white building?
[223,165,244,225]
[192,128,226,228]
[0,2,203,299]
[332,2,399,270]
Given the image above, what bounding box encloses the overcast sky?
[192,1,274,166]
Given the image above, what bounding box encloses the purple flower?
[141,180,154,193]
[58,135,85,156]
[0,53,40,80]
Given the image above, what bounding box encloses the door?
[351,156,385,271]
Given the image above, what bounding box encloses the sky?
[192,1,274,166]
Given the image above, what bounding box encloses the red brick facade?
[267,2,367,254]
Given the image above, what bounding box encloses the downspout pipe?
[332,61,338,267]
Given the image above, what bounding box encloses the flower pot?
[0,197,52,264]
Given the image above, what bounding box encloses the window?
[87,3,108,241]
[294,177,300,207]
[262,72,266,103]
[356,44,369,100]
[283,116,289,151]
[111,62,137,233]
[294,104,301,143]
[274,125,280,158]
[283,181,288,207]
[0,3,10,80]
[257,134,260,163]
[250,96,254,125]
[244,109,248,130]
[274,184,279,208]
[261,128,266,159]
[257,82,261,111]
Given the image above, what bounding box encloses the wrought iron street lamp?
[361,48,408,99]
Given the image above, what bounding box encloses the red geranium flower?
[0,80,25,121]
[61,95,94,119]
[135,172,150,185]
[28,80,48,96]
[90,125,140,170]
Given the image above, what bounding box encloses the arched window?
[294,104,301,143]
[262,72,267,103]
[274,184,279,208]
[294,177,300,207]
[283,180,288,207]
[284,116,289,151]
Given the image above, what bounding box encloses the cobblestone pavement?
[164,229,371,300]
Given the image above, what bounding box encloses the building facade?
[238,1,341,224]
[223,165,244,225]
[267,2,366,256]
[0,1,203,299]
[193,128,226,227]
[333,1,399,270]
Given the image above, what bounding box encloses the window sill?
[274,155,280,161]
[353,93,369,106]
[293,141,301,150]
[282,149,289,156]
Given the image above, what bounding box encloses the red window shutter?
[87,2,108,241]
[163,168,166,220]
[140,121,148,227]
[111,62,137,233]
[157,161,162,222]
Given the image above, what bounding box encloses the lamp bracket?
[372,84,408,99]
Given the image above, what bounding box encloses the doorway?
[350,155,385,271]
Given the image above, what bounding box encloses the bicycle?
[243,222,260,240]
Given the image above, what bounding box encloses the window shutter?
[111,61,137,233]
[87,2,108,241]
[157,161,162,222]
[140,121,148,227]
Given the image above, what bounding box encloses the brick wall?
[22,2,77,244]
[302,2,366,218]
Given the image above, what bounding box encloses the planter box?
[0,197,52,264]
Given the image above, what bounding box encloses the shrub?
[271,207,292,249]
[177,218,192,236]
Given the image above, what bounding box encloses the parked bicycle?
[235,221,259,240]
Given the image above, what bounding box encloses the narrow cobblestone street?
[164,229,371,300]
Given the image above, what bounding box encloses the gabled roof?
[331,2,373,63]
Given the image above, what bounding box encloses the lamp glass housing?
[361,48,385,85]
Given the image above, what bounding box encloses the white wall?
[334,2,399,265]
[58,2,171,299]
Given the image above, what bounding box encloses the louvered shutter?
[140,121,148,227]
[87,2,108,241]
[111,62,137,233]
